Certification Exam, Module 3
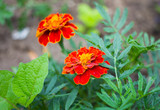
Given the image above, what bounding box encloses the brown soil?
[0,0,160,70]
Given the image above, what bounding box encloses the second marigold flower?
[62,47,110,85]
[36,13,78,46]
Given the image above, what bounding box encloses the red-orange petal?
[78,47,88,55]
[49,29,61,43]
[105,61,110,65]
[63,14,73,20]
[61,27,75,39]
[86,63,98,68]
[38,31,49,46]
[90,66,108,78]
[74,64,86,75]
[74,70,90,85]
[65,22,78,30]
[93,57,104,64]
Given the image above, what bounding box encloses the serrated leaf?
[104,79,119,93]
[144,33,150,46]
[119,94,134,109]
[138,72,143,93]
[119,102,133,110]
[128,77,136,98]
[53,98,60,110]
[144,77,154,95]
[118,80,122,94]
[97,89,118,108]
[113,33,122,57]
[113,8,120,25]
[136,32,143,40]
[149,87,160,94]
[45,75,57,94]
[117,8,128,30]
[95,2,111,23]
[49,83,68,94]
[119,65,138,79]
[130,31,137,38]
[102,21,111,26]
[117,45,132,60]
[98,38,113,59]
[103,74,115,80]
[76,32,99,46]
[121,22,134,35]
[95,107,115,110]
[150,37,155,44]
[65,88,78,110]
[100,62,114,69]
[82,101,93,108]
[104,27,115,33]
[12,53,48,107]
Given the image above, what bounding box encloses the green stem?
[114,56,119,83]
[58,37,68,56]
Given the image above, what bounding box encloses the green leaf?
[138,72,143,94]
[95,2,111,23]
[128,77,136,98]
[100,62,114,69]
[121,22,134,35]
[119,94,134,109]
[103,74,115,80]
[0,97,12,110]
[144,77,154,95]
[97,89,118,108]
[104,79,119,93]
[45,75,57,94]
[117,8,128,30]
[149,87,160,94]
[113,8,120,25]
[0,70,17,109]
[144,33,149,46]
[12,53,48,107]
[76,32,99,46]
[98,38,113,59]
[150,37,155,44]
[118,80,122,94]
[117,45,132,60]
[102,21,111,26]
[136,32,143,40]
[0,70,14,97]
[49,83,68,94]
[119,64,138,79]
[119,102,133,110]
[95,107,115,110]
[65,88,78,110]
[113,33,122,57]
[53,98,60,110]
[82,101,93,108]
[69,39,77,50]
[104,27,115,33]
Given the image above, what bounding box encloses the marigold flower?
[62,47,110,85]
[36,13,78,46]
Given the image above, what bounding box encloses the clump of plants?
[0,2,160,110]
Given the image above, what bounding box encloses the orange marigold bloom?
[62,47,110,85]
[36,13,78,46]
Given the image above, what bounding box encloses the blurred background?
[0,0,160,70]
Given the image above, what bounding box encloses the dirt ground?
[0,0,160,70]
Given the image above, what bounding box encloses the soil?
[0,0,160,70]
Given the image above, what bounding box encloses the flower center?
[79,53,92,67]
[45,15,63,30]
